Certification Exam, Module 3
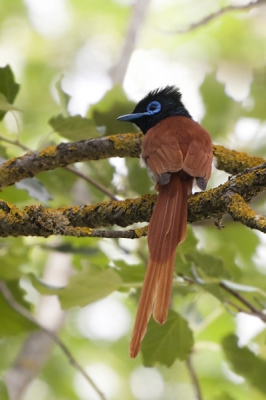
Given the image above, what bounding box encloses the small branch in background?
[162,0,266,35]
[6,253,71,400]
[0,134,30,152]
[219,281,266,322]
[64,166,118,200]
[0,281,107,400]
[186,354,202,400]
[63,225,148,239]
[180,274,266,323]
[111,0,151,84]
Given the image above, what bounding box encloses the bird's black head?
[117,86,192,134]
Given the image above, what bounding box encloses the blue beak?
[117,112,148,122]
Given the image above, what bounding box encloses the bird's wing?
[142,116,213,184]
[142,120,184,176]
[183,127,213,182]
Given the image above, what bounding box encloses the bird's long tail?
[129,172,193,358]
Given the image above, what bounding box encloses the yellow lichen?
[134,225,148,238]
[39,146,57,158]
[109,132,143,152]
[213,145,265,174]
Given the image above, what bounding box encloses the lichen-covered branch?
[1,161,266,238]
[223,191,266,232]
[0,133,264,190]
[0,132,143,190]
[213,145,265,175]
[0,197,154,237]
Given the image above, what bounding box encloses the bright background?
[1,0,266,399]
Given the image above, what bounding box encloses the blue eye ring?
[146,101,161,115]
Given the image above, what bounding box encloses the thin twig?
[225,299,248,314]
[180,274,266,322]
[219,281,266,322]
[162,0,266,35]
[0,134,30,152]
[0,281,107,400]
[186,354,202,400]
[64,166,118,200]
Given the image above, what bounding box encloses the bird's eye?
[146,101,161,115]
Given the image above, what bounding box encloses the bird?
[117,86,213,358]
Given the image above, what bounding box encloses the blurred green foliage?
[0,1,266,400]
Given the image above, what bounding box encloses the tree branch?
[213,145,265,175]
[219,281,266,322]
[0,132,143,190]
[0,133,118,200]
[111,0,150,84]
[224,190,266,232]
[6,253,71,400]
[64,165,118,200]
[180,275,266,323]
[1,159,266,237]
[186,355,202,400]
[0,132,264,190]
[162,0,266,35]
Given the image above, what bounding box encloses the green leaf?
[187,252,231,282]
[0,93,21,112]
[0,238,30,280]
[126,158,151,196]
[30,266,123,309]
[0,380,9,400]
[244,67,266,121]
[200,72,241,139]
[141,310,194,367]
[55,75,70,116]
[0,281,36,337]
[114,260,145,284]
[222,334,266,394]
[88,85,136,135]
[0,65,20,121]
[60,267,123,308]
[49,114,99,141]
[201,224,265,296]
[30,276,64,292]
[203,283,227,302]
[177,227,199,255]
[15,177,52,203]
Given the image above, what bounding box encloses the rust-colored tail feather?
[129,173,193,358]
